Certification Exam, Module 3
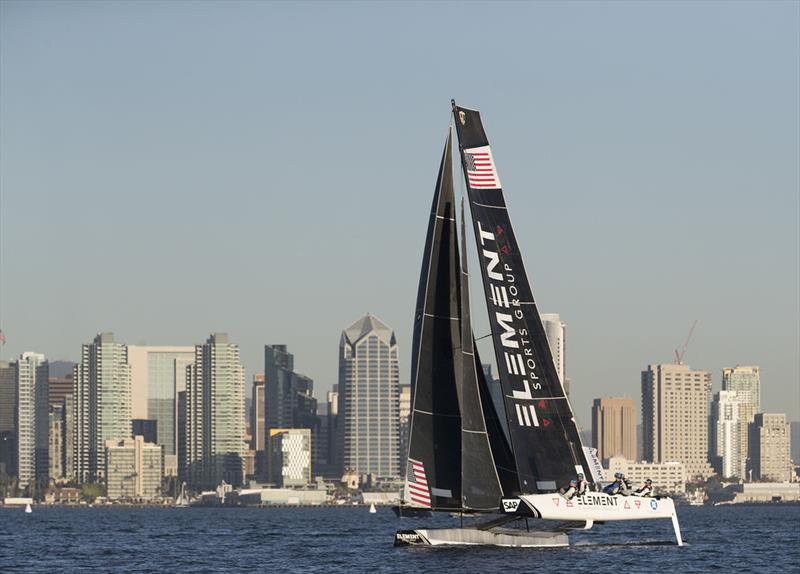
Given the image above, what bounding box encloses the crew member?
[576,473,588,496]
[619,473,632,495]
[634,478,653,497]
[561,479,578,499]
[603,472,623,495]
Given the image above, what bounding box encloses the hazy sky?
[1,1,798,425]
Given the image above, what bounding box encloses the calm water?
[1,504,798,573]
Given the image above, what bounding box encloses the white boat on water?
[369,504,377,514]
[25,503,32,514]
[395,101,683,548]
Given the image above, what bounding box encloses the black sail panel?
[458,200,503,511]
[452,102,590,494]
[405,129,462,511]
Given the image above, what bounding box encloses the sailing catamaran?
[395,101,683,548]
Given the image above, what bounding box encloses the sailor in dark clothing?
[634,478,653,497]
[603,472,623,495]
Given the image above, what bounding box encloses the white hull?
[503,492,683,546]
[395,527,568,547]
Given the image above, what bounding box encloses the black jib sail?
[452,102,590,494]
[405,129,463,510]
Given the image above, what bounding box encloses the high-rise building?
[185,333,245,490]
[16,352,49,487]
[132,419,158,445]
[63,395,74,482]
[264,346,317,429]
[251,374,266,479]
[268,428,311,487]
[105,436,163,500]
[314,386,340,478]
[540,313,568,395]
[264,345,317,474]
[73,332,132,484]
[591,397,637,462]
[749,413,791,482]
[0,361,17,476]
[49,405,64,481]
[710,391,742,479]
[338,314,400,479]
[722,366,760,473]
[128,346,194,475]
[47,362,75,409]
[641,363,714,480]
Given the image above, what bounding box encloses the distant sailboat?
[369,504,377,514]
[25,503,32,514]
[395,101,683,548]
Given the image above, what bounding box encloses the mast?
[452,101,590,494]
[405,128,462,510]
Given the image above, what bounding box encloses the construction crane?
[674,320,698,365]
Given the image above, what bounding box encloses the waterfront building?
[185,333,246,490]
[73,332,132,484]
[0,361,16,476]
[338,314,400,479]
[710,391,742,479]
[16,352,49,487]
[105,436,162,501]
[128,345,194,476]
[591,397,637,463]
[540,313,569,396]
[722,365,760,475]
[641,363,714,480]
[606,456,686,495]
[268,428,311,487]
[749,413,791,482]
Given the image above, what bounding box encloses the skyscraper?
[641,363,714,480]
[264,345,317,475]
[268,428,311,487]
[0,361,17,476]
[185,333,245,490]
[16,352,49,487]
[128,346,194,475]
[73,332,132,483]
[710,390,742,479]
[722,366,760,473]
[251,374,266,479]
[591,397,637,462]
[338,314,400,479]
[749,413,791,482]
[540,313,569,395]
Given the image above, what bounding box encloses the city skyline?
[1,1,798,427]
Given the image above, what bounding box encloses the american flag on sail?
[406,458,431,508]
[464,145,501,189]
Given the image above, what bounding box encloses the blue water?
[1,505,798,573]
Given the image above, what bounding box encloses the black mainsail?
[452,102,590,494]
[406,129,507,512]
[405,129,463,510]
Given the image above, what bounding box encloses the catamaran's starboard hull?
[502,492,683,545]
[507,493,677,521]
[394,528,569,548]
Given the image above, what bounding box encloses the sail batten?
[453,102,590,494]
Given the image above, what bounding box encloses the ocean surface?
[1,504,798,573]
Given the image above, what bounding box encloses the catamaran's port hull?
[394,528,569,547]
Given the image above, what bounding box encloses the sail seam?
[423,313,458,320]
[471,201,507,210]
